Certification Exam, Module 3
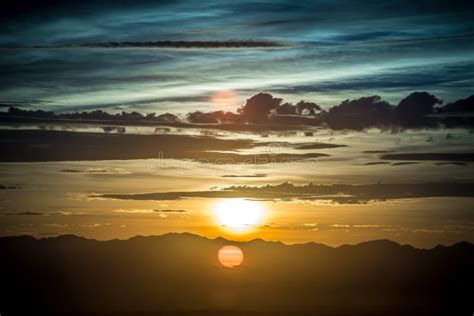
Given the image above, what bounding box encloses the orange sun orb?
[209,90,238,111]
[218,245,244,268]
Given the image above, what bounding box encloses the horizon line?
[1,231,471,250]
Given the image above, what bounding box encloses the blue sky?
[1,0,473,113]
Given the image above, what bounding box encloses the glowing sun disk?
[213,199,264,231]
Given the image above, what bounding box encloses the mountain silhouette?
[0,233,472,315]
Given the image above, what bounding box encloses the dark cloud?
[155,113,180,123]
[436,162,469,166]
[95,182,474,204]
[5,211,44,216]
[40,40,289,50]
[396,92,442,127]
[187,111,244,124]
[295,101,322,115]
[1,0,174,21]
[360,162,391,166]
[5,211,64,216]
[4,91,474,131]
[381,153,474,162]
[274,102,297,115]
[153,209,187,213]
[0,184,22,190]
[60,169,96,173]
[363,150,394,154]
[441,95,474,113]
[59,168,130,175]
[332,31,413,42]
[222,174,268,178]
[295,143,346,150]
[391,162,420,166]
[229,94,327,126]
[274,101,322,116]
[102,126,126,134]
[238,93,283,122]
[0,130,329,163]
[325,96,394,130]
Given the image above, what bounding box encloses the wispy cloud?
[113,209,188,214]
[59,168,131,175]
[6,211,87,216]
[30,40,290,50]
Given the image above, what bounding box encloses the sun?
[213,199,264,232]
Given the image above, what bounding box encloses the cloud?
[274,101,322,116]
[59,168,131,175]
[440,95,474,113]
[1,0,175,22]
[0,129,331,163]
[1,0,474,116]
[391,162,420,166]
[295,143,346,150]
[222,174,267,178]
[271,61,474,96]
[325,95,394,130]
[79,223,101,228]
[330,224,351,228]
[360,162,391,166]
[0,184,22,190]
[5,211,86,216]
[114,209,155,214]
[395,92,442,127]
[381,153,474,162]
[33,40,290,50]
[94,182,474,204]
[359,33,474,47]
[187,111,244,124]
[238,93,283,122]
[42,223,69,227]
[6,211,45,216]
[113,209,188,214]
[436,162,468,166]
[3,91,474,135]
[362,150,394,154]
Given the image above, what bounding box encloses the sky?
[1,127,474,247]
[1,0,474,248]
[1,0,474,113]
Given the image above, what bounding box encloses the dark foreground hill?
[0,233,473,316]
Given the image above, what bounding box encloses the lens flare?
[218,245,244,268]
[209,90,238,110]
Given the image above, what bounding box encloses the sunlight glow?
[213,199,264,232]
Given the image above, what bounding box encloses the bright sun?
[213,199,264,232]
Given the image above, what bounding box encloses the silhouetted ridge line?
[0,233,472,315]
[1,233,471,249]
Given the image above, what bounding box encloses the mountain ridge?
[0,232,471,250]
[1,232,472,315]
